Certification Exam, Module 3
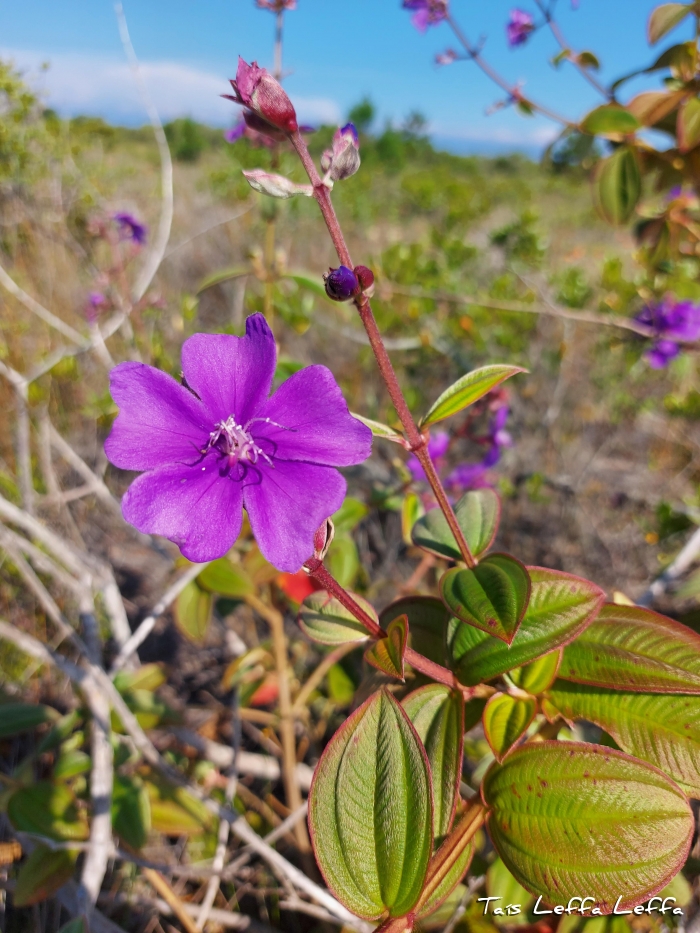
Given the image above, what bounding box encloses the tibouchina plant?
[109,57,700,933]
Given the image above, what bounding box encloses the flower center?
[204,415,272,470]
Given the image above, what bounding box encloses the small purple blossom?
[104,313,372,571]
[85,291,107,324]
[407,432,450,482]
[635,297,700,368]
[224,120,247,143]
[402,0,448,33]
[507,9,535,47]
[114,212,147,245]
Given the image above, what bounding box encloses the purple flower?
[104,314,372,571]
[402,0,448,32]
[114,212,147,245]
[324,266,360,301]
[85,291,107,324]
[635,297,700,368]
[445,462,489,492]
[407,432,450,482]
[224,120,246,143]
[507,9,535,47]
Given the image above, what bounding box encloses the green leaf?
[53,749,91,781]
[412,489,501,562]
[483,693,536,762]
[448,568,605,687]
[14,846,77,907]
[487,857,535,921]
[197,265,249,293]
[146,777,213,836]
[380,596,451,666]
[197,558,254,598]
[298,591,375,646]
[112,773,151,849]
[350,412,404,444]
[403,685,464,838]
[547,681,700,796]
[593,147,641,225]
[8,782,89,841]
[308,689,433,920]
[326,535,360,588]
[420,365,526,428]
[365,615,408,681]
[440,555,531,645]
[284,271,330,300]
[509,650,561,695]
[333,497,369,534]
[677,96,700,151]
[402,492,425,545]
[577,51,600,70]
[580,105,640,136]
[0,702,57,738]
[560,603,700,693]
[113,663,167,694]
[327,663,356,705]
[174,581,212,645]
[483,741,694,911]
[648,3,693,44]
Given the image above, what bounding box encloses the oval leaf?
[580,105,640,136]
[298,591,374,646]
[14,846,76,907]
[365,614,408,680]
[483,741,694,912]
[509,650,561,695]
[448,568,604,687]
[174,581,211,645]
[308,688,433,920]
[560,603,700,693]
[380,596,451,666]
[0,702,58,739]
[402,491,425,546]
[412,489,501,562]
[8,782,89,841]
[648,3,693,44]
[483,693,536,762]
[403,685,464,838]
[197,558,254,598]
[146,778,213,836]
[548,681,700,796]
[593,147,641,225]
[627,90,686,127]
[112,774,152,849]
[420,365,526,428]
[677,96,700,152]
[440,554,531,645]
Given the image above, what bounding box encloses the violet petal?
[181,314,276,426]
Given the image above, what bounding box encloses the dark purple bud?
[324,266,360,301]
[230,58,298,134]
[354,265,375,292]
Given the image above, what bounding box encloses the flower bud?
[353,265,375,294]
[325,123,361,181]
[229,58,298,134]
[313,519,335,561]
[243,169,313,199]
[324,266,360,301]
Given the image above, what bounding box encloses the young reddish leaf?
[548,681,700,796]
[174,580,212,646]
[440,555,531,645]
[8,782,89,841]
[560,603,700,693]
[412,489,501,562]
[677,96,700,151]
[580,105,640,136]
[593,147,641,225]
[482,693,536,762]
[298,591,375,646]
[627,89,686,127]
[482,742,694,912]
[448,568,605,687]
[308,688,433,920]
[403,685,464,838]
[420,365,526,428]
[365,615,409,680]
[380,596,451,666]
[14,846,77,907]
[648,3,693,44]
[509,650,561,695]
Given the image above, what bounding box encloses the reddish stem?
[532,0,610,100]
[291,130,475,569]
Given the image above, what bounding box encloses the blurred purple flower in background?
[105,313,372,570]
[402,0,448,32]
[113,212,147,245]
[85,291,107,324]
[634,297,700,369]
[507,9,535,46]
[224,120,247,143]
[407,432,450,482]
[255,0,297,9]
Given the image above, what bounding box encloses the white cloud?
[0,49,341,127]
[430,119,559,147]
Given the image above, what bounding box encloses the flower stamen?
[204,415,275,470]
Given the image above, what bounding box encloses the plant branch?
[533,0,610,99]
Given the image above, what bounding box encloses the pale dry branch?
[0,523,85,599]
[47,423,122,516]
[0,258,85,345]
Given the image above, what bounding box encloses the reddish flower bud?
[354,265,375,293]
[324,266,360,301]
[322,123,361,182]
[313,519,335,561]
[229,58,298,134]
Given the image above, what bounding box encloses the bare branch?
[0,258,85,345]
[47,423,122,516]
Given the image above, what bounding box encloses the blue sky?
[0,1,692,155]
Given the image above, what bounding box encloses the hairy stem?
[290,130,475,568]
